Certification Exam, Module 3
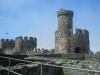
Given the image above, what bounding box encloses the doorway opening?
[74,47,81,53]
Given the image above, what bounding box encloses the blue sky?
[0,0,100,53]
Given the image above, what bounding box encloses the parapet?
[29,37,33,40]
[0,39,4,42]
[76,28,82,33]
[33,37,37,41]
[18,36,23,39]
[57,8,73,17]
[24,36,28,40]
[5,39,9,42]
[10,39,13,42]
[16,37,18,40]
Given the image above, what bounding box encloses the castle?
[55,9,90,54]
[0,8,90,55]
[0,36,37,52]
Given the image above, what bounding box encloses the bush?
[64,58,68,62]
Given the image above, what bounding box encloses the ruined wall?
[70,34,84,53]
[70,29,85,53]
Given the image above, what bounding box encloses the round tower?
[55,8,73,54]
[15,36,23,50]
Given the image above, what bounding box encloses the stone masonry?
[0,36,37,52]
[55,8,90,54]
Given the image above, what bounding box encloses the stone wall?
[85,52,100,62]
[55,8,90,54]
[0,65,64,75]
[36,53,85,60]
[0,36,37,53]
[4,49,16,54]
[0,39,14,49]
[14,36,37,51]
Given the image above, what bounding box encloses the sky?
[0,0,100,53]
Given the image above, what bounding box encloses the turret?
[55,8,73,53]
[57,8,73,32]
[15,36,23,50]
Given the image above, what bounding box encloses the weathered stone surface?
[0,36,37,54]
[55,8,90,54]
[85,52,100,62]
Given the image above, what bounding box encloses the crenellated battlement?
[0,39,14,43]
[57,8,73,17]
[15,36,37,41]
[75,28,89,39]
[24,36,28,40]
[0,36,37,51]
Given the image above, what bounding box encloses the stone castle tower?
[55,9,90,54]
